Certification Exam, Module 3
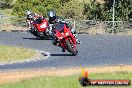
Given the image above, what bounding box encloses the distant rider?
[26,11,45,29]
[26,10,34,29]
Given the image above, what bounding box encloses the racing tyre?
[65,40,77,56]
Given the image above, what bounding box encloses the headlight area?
[65,32,69,36]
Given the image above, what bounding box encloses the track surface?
[0,32,132,70]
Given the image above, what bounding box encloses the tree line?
[1,0,132,21]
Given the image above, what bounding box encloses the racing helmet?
[48,10,57,23]
[26,10,32,15]
[26,10,33,19]
[48,10,56,18]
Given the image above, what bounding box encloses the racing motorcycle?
[52,22,78,56]
[30,17,52,39]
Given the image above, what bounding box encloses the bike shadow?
[23,38,51,40]
[50,53,73,56]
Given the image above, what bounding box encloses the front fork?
[61,38,75,52]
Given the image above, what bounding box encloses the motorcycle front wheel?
[65,40,77,56]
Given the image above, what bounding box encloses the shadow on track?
[51,53,74,56]
[23,38,51,40]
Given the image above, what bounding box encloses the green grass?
[0,71,131,88]
[0,9,13,16]
[0,45,36,63]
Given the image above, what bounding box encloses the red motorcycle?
[30,17,51,39]
[53,22,78,56]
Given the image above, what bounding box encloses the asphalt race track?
[0,32,132,70]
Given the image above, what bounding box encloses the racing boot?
[73,34,81,44]
[52,38,60,46]
[52,39,57,45]
[76,38,81,44]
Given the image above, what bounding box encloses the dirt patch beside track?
[0,65,132,84]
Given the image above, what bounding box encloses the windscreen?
[53,22,64,32]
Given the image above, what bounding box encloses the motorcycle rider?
[26,10,34,29]
[48,10,81,44]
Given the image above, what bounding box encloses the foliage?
[0,0,14,9]
[59,0,70,5]
[84,0,132,21]
[13,0,62,16]
[59,0,84,20]
[9,0,132,20]
[12,0,84,19]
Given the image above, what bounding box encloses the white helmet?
[48,10,56,18]
[26,10,32,15]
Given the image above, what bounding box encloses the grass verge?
[0,45,36,63]
[0,9,13,16]
[0,71,131,88]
